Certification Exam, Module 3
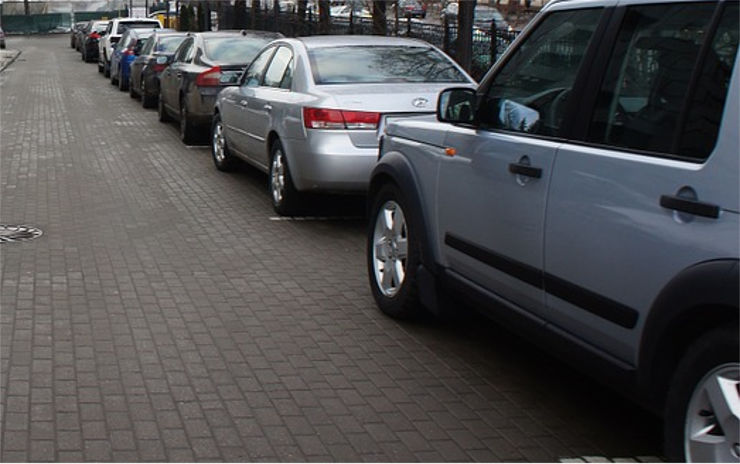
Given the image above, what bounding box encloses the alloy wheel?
[212,120,225,164]
[372,200,408,297]
[684,363,740,462]
[270,150,286,206]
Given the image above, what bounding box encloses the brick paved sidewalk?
[1,36,663,462]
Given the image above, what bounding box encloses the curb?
[0,50,22,73]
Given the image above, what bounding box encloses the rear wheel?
[367,183,423,319]
[118,70,128,91]
[104,58,111,78]
[97,58,103,73]
[158,95,171,122]
[179,98,197,145]
[664,326,740,462]
[269,140,300,216]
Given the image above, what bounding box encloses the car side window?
[477,8,603,136]
[141,37,154,55]
[242,47,276,87]
[263,46,293,89]
[175,39,193,63]
[585,3,723,158]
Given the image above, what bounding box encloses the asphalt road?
[1,35,663,462]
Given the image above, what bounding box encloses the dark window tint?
[93,22,108,33]
[586,3,717,157]
[478,8,603,136]
[156,36,186,53]
[174,39,193,62]
[117,21,160,34]
[263,46,293,88]
[243,47,275,87]
[204,37,275,64]
[141,37,154,55]
[677,3,738,159]
[308,46,469,84]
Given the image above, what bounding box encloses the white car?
[98,17,162,77]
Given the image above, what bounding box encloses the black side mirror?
[437,88,477,124]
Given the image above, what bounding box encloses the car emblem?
[412,97,429,108]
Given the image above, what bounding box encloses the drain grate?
[0,225,43,243]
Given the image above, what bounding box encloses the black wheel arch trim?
[369,153,441,314]
[638,258,739,404]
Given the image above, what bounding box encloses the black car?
[158,30,282,144]
[70,21,88,49]
[80,20,109,63]
[129,30,187,108]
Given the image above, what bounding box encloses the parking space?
[1,35,663,462]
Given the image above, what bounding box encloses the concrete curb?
[0,50,22,73]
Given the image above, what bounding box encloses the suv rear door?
[543,2,739,365]
[437,6,607,319]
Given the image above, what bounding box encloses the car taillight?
[124,47,135,56]
[89,32,100,39]
[303,107,381,130]
[195,66,222,87]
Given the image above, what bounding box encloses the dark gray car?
[129,30,187,108]
[158,30,283,144]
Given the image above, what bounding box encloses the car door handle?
[508,163,542,179]
[264,104,272,112]
[660,195,720,219]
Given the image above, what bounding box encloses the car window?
[156,36,186,53]
[242,47,276,87]
[263,46,293,89]
[174,38,193,62]
[585,3,726,159]
[676,3,737,159]
[203,37,276,64]
[477,8,603,136]
[117,21,160,34]
[141,36,154,55]
[308,45,470,84]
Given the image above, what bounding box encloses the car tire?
[142,92,157,109]
[97,59,103,73]
[211,114,236,172]
[367,183,423,319]
[110,67,118,85]
[664,326,739,462]
[129,77,137,98]
[269,140,300,216]
[179,98,197,145]
[158,95,171,123]
[104,63,111,79]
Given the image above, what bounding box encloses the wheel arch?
[638,259,739,413]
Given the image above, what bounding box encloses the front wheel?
[664,326,739,462]
[211,114,235,172]
[269,141,300,216]
[366,183,423,319]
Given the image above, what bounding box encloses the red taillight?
[89,32,100,39]
[124,47,135,56]
[303,107,381,130]
[195,66,222,87]
[152,63,167,72]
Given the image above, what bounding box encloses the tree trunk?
[251,0,260,29]
[297,0,307,35]
[234,0,247,29]
[456,0,476,73]
[372,1,387,36]
[318,0,330,34]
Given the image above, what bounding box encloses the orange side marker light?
[445,147,457,157]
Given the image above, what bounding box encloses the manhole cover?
[0,225,43,243]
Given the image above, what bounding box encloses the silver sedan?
[211,35,476,215]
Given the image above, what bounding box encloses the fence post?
[443,14,450,53]
[490,28,497,66]
[405,12,411,36]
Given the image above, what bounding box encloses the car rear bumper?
[283,131,378,193]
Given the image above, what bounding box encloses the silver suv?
[367,0,739,461]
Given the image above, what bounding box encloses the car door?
[543,2,739,365]
[246,46,295,168]
[162,38,193,114]
[437,6,606,320]
[225,46,276,162]
[131,35,153,91]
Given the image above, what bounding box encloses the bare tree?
[251,0,261,29]
[297,0,307,35]
[318,0,330,34]
[372,0,387,36]
[456,0,476,73]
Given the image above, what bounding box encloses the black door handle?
[509,163,542,179]
[660,195,720,219]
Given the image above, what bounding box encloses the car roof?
[191,30,283,39]
[297,35,432,49]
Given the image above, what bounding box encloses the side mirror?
[437,88,476,124]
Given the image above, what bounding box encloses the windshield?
[156,36,186,53]
[309,46,469,84]
[204,37,275,64]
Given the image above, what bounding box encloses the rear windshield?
[204,37,275,64]
[156,36,186,53]
[92,22,108,33]
[116,21,160,34]
[308,46,469,84]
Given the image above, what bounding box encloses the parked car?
[158,30,283,144]
[70,21,88,49]
[443,3,511,32]
[80,20,109,63]
[128,30,187,107]
[211,36,475,215]
[99,17,162,77]
[109,28,158,91]
[398,0,426,18]
[367,0,739,462]
[0,27,6,50]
